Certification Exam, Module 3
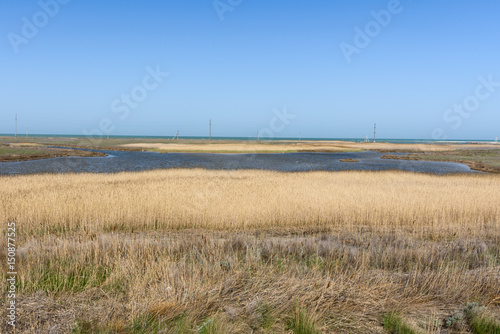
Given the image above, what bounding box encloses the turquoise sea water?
[0,134,497,144]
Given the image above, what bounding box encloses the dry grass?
[5,143,43,147]
[1,170,500,333]
[120,141,487,153]
[1,169,499,235]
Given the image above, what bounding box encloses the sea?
[1,134,498,144]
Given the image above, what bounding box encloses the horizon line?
[0,133,498,142]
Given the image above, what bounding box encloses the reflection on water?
[0,149,477,175]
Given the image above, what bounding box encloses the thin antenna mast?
[373,123,376,143]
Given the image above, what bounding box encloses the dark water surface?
[0,149,477,175]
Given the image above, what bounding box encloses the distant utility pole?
[373,123,376,143]
[257,131,259,141]
[15,114,17,137]
[209,119,212,141]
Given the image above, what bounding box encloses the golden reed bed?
[1,170,499,333]
[1,169,499,235]
[121,141,493,153]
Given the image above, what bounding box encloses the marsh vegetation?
[1,170,499,333]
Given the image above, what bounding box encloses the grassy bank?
[0,142,106,162]
[382,150,500,173]
[1,170,499,333]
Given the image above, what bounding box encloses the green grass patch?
[171,313,193,334]
[71,319,117,334]
[21,259,111,294]
[470,315,500,334]
[258,302,275,330]
[287,309,321,334]
[464,303,500,334]
[197,318,224,334]
[382,311,417,334]
[72,313,197,334]
[0,147,41,155]
[129,313,167,334]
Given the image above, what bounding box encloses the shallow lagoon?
[0,149,477,175]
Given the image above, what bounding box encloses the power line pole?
[15,114,17,137]
[373,123,376,143]
[209,119,211,141]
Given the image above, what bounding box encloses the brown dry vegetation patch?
[1,231,499,333]
[0,143,106,162]
[382,150,500,174]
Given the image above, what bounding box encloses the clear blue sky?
[1,0,499,140]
